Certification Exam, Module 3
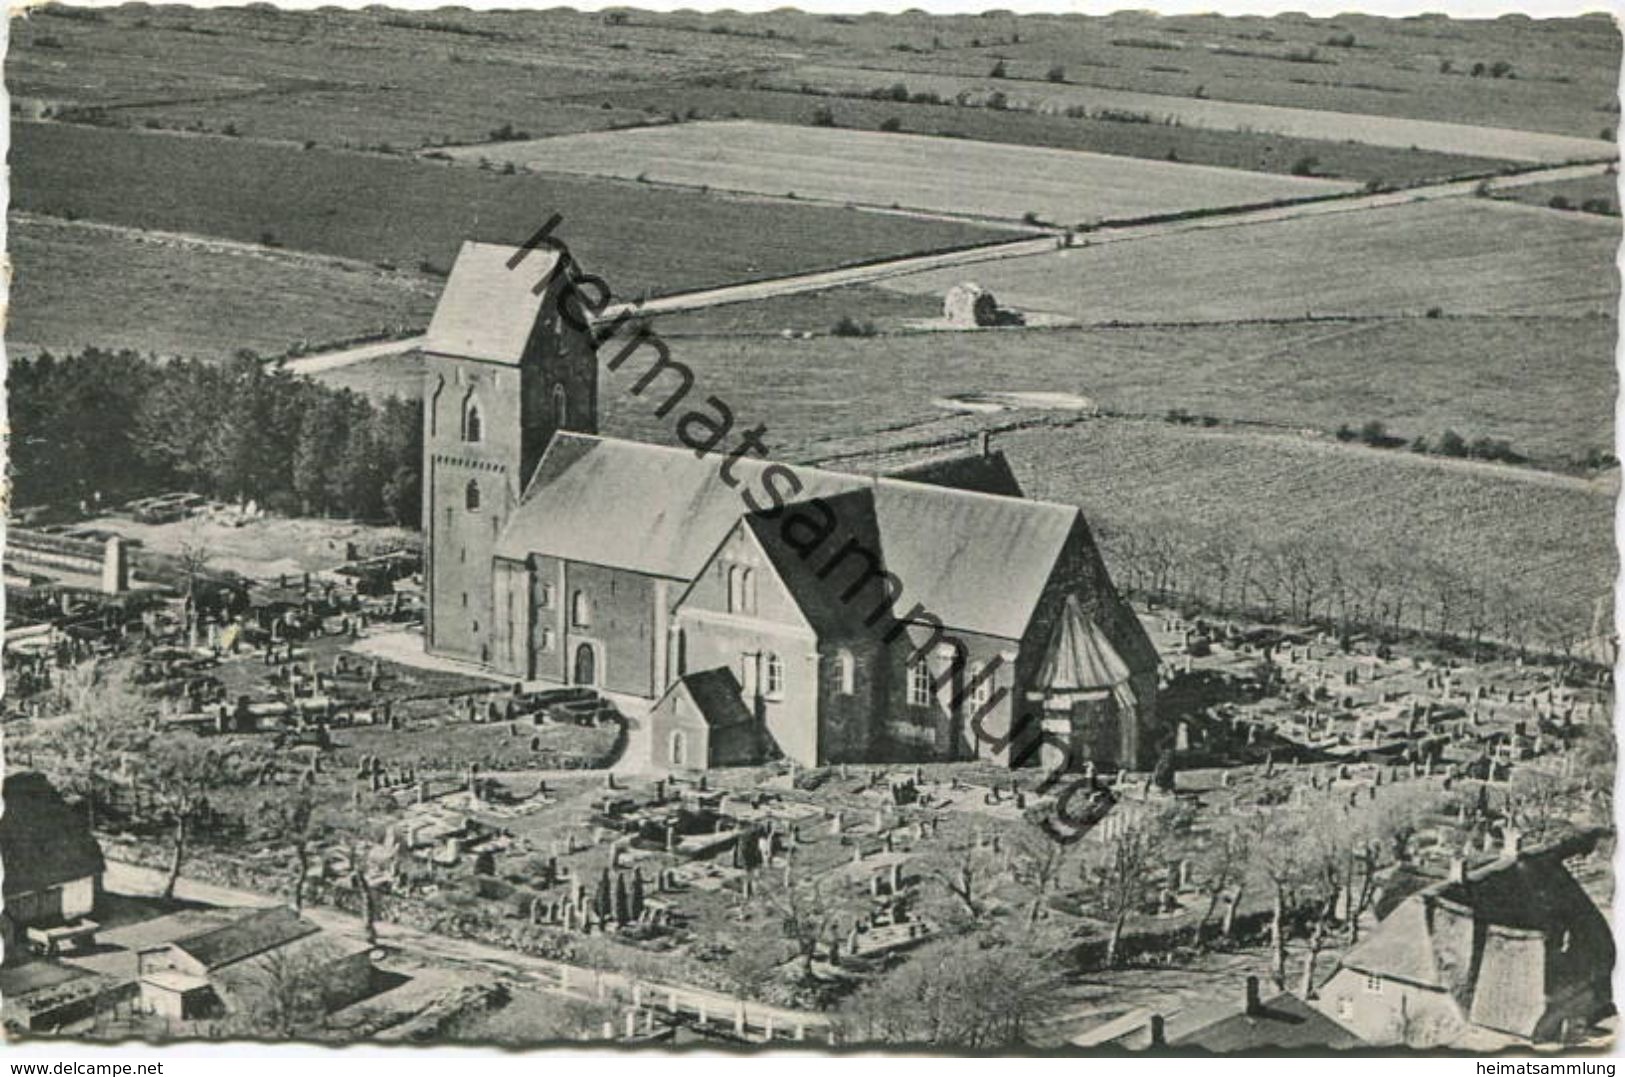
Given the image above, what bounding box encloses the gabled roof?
[663,668,756,730]
[1335,832,1613,1041]
[424,241,566,364]
[497,434,1085,640]
[744,488,890,639]
[172,906,321,971]
[884,449,1024,498]
[0,771,105,900]
[1080,991,1362,1051]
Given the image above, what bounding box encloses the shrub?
[1438,429,1468,457]
[1425,306,1444,319]
[259,230,281,248]
[811,104,836,127]
[221,122,240,137]
[986,91,1009,111]
[1335,424,1357,442]
[1324,32,1357,47]
[1359,420,1390,447]
[1549,195,1572,211]
[831,315,877,337]
[990,59,1008,78]
[1290,155,1320,177]
[1489,60,1514,79]
[884,82,910,102]
[1581,198,1616,215]
[879,116,902,132]
[1410,436,1430,454]
[302,139,317,151]
[1046,65,1067,83]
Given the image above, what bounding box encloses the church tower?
[422,240,598,664]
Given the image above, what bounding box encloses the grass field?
[579,86,1515,186]
[317,314,1613,468]
[11,123,1014,295]
[14,8,1614,150]
[764,65,1618,163]
[6,216,438,362]
[458,120,1356,226]
[876,198,1620,322]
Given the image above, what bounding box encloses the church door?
[574,643,597,687]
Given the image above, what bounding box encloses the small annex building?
[0,771,105,962]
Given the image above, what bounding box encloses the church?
[422,240,1162,771]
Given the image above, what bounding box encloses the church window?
[764,652,784,700]
[908,660,932,707]
[539,626,555,652]
[463,396,483,443]
[670,730,688,768]
[572,590,591,628]
[465,480,481,512]
[740,568,755,613]
[553,384,568,429]
[969,662,994,707]
[539,582,554,608]
[836,649,855,696]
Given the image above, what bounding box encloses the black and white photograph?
[0,0,1619,1056]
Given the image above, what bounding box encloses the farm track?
[276,158,1616,377]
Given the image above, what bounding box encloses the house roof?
[0,771,105,900]
[1336,832,1613,1041]
[497,434,1088,640]
[1080,991,1362,1051]
[171,906,321,971]
[743,488,890,639]
[424,241,566,364]
[663,668,756,730]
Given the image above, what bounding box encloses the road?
[103,859,831,1040]
[273,158,1615,379]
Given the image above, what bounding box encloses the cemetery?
[6,518,1612,1045]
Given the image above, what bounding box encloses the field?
[10,123,1015,297]
[763,65,1618,163]
[6,216,437,362]
[881,419,1617,634]
[449,120,1356,226]
[494,86,1516,187]
[317,314,1613,469]
[875,198,1620,322]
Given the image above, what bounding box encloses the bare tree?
[134,733,269,899]
[1079,803,1188,967]
[53,661,149,829]
[759,865,840,983]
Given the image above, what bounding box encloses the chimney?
[1502,828,1522,860]
[1244,975,1261,1016]
[1448,857,1466,883]
[978,430,991,458]
[1147,1013,1165,1047]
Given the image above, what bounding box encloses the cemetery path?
[104,860,833,1035]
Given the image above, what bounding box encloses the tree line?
[10,349,421,526]
[1092,516,1602,663]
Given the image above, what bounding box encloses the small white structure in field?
[943,282,999,328]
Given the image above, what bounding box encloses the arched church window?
[837,648,855,696]
[463,396,483,443]
[465,480,481,512]
[553,384,568,429]
[572,590,591,628]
